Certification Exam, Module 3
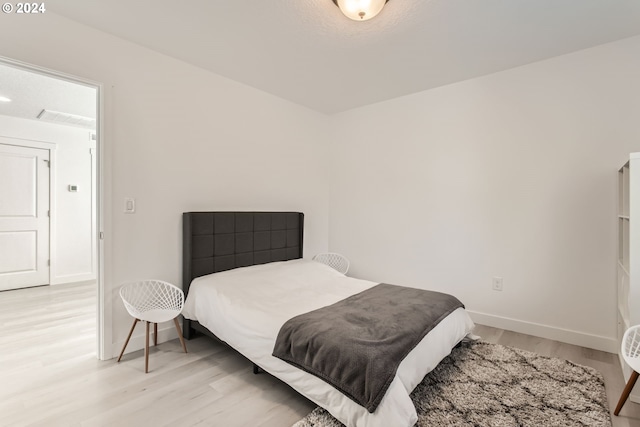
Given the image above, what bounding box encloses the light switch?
[124,198,135,213]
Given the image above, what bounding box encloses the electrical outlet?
[124,197,136,214]
[492,277,503,291]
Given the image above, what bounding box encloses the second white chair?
[117,280,188,373]
[615,325,640,415]
[313,252,350,275]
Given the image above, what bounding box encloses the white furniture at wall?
[617,154,640,404]
[117,280,188,373]
[313,253,350,275]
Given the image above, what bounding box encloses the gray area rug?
[293,341,612,427]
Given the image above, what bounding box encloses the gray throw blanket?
[272,283,464,413]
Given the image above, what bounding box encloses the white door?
[0,141,50,291]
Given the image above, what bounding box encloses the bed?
[181,211,475,427]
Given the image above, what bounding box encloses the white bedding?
[182,259,475,427]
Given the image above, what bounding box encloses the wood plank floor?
[1,281,639,426]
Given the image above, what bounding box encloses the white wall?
[54,133,96,283]
[0,115,96,284]
[329,35,640,352]
[0,13,330,358]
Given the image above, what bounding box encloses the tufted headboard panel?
[182,211,304,296]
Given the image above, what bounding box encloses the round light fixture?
[332,0,389,21]
[0,96,11,103]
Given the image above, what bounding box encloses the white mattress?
[182,259,475,427]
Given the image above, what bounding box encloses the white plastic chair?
[117,280,187,373]
[615,325,640,415]
[313,252,350,275]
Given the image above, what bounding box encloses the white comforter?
[182,259,474,427]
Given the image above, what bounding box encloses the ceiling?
[0,62,96,126]
[38,0,640,114]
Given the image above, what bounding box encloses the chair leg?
[145,321,150,373]
[154,323,158,346]
[615,370,640,415]
[174,317,188,354]
[117,318,139,362]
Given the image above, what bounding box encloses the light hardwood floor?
[1,281,639,426]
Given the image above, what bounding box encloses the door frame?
[0,56,109,360]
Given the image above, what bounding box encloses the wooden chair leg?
[145,321,150,373]
[117,318,139,362]
[615,370,640,415]
[174,317,188,354]
[154,323,158,346]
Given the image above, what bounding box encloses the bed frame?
[182,211,304,341]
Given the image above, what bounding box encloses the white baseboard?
[467,310,618,354]
[110,321,180,360]
[51,272,96,285]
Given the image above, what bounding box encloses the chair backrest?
[313,252,350,275]
[119,280,184,319]
[622,325,640,371]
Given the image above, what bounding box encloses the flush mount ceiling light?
[0,96,11,103]
[332,0,390,21]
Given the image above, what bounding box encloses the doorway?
[0,57,103,358]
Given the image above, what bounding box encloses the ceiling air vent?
[37,109,96,129]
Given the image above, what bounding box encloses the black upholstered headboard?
[182,211,304,297]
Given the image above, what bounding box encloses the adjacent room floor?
[0,282,638,426]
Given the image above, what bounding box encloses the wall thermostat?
[68,185,78,192]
